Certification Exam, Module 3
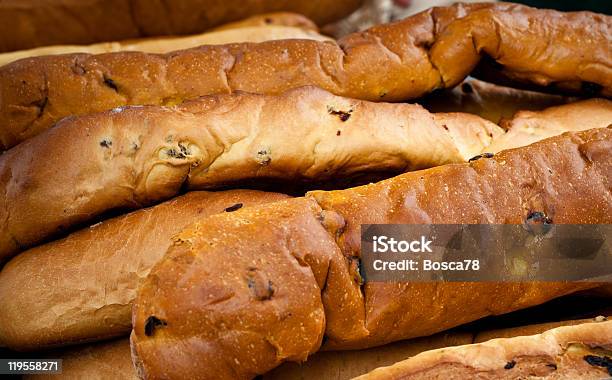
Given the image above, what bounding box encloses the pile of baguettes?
[0,0,610,379]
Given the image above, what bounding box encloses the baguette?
[1,3,609,149]
[0,86,502,261]
[26,317,610,380]
[130,128,612,379]
[355,320,612,380]
[0,190,287,350]
[421,78,576,124]
[0,0,361,53]
[0,15,330,67]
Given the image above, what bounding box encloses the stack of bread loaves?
[0,1,610,379]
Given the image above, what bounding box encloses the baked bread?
[0,0,361,53]
[0,86,502,261]
[0,190,287,350]
[421,78,576,124]
[1,2,609,149]
[0,13,330,67]
[355,320,612,380]
[485,98,612,153]
[25,317,610,380]
[130,127,611,379]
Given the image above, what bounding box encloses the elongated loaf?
[131,127,612,379]
[422,78,576,124]
[26,317,610,380]
[1,3,609,149]
[0,0,360,53]
[0,86,501,261]
[0,14,330,67]
[356,320,612,380]
[0,190,287,350]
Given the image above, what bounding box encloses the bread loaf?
[355,320,612,380]
[130,127,611,379]
[1,3,609,149]
[0,86,501,261]
[0,0,361,53]
[421,78,576,124]
[0,13,330,67]
[0,190,287,350]
[26,316,610,380]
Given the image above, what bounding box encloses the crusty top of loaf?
[131,128,610,379]
[355,320,612,380]
[0,2,609,149]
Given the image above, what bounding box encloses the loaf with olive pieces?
[1,2,609,149]
[131,127,612,379]
[0,86,502,261]
[0,190,287,350]
[0,13,330,67]
[356,320,612,380]
[25,316,610,379]
[0,0,361,53]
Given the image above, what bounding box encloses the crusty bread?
[130,128,611,379]
[0,0,361,53]
[26,317,610,380]
[0,190,287,351]
[355,320,612,380]
[0,14,330,67]
[0,86,502,261]
[421,78,576,124]
[1,3,609,149]
[485,98,612,153]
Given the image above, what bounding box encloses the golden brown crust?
[0,86,501,261]
[131,128,611,379]
[0,190,287,351]
[0,3,609,149]
[0,0,360,53]
[0,16,330,67]
[355,320,612,380]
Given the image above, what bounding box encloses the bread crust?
[0,13,330,67]
[131,128,611,379]
[0,0,361,53]
[355,320,612,380]
[0,190,287,350]
[0,3,609,149]
[25,317,610,380]
[0,86,501,261]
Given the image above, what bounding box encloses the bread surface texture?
[131,128,611,379]
[0,12,329,67]
[0,190,287,350]
[0,0,360,52]
[1,2,609,148]
[0,86,501,261]
[355,320,612,380]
